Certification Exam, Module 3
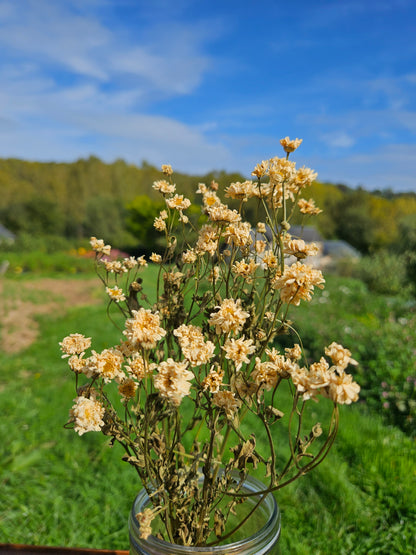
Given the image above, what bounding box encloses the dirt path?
[0,277,103,354]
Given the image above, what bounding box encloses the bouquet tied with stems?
[60,136,360,547]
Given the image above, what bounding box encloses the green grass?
[0,250,95,276]
[0,270,415,553]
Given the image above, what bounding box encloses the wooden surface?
[0,545,128,555]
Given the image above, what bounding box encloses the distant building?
[285,225,360,268]
[322,240,361,260]
[0,223,15,243]
[289,225,323,243]
[241,224,359,269]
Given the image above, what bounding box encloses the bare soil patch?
[0,277,103,354]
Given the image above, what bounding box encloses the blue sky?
[0,0,415,191]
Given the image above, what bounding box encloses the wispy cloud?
[0,0,227,169]
[0,0,215,96]
[320,132,356,149]
[0,0,415,191]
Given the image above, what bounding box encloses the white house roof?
[0,223,15,240]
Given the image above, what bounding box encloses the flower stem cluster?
[61,137,360,547]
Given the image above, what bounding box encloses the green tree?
[0,197,65,235]
[332,190,377,253]
[395,214,416,294]
[83,195,134,248]
[125,195,165,253]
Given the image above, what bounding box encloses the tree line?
[1,155,416,256]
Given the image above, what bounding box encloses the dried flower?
[124,308,166,350]
[103,260,126,274]
[326,372,360,405]
[284,238,319,259]
[285,343,302,361]
[154,216,167,231]
[89,348,125,383]
[262,250,279,269]
[207,204,241,224]
[125,354,149,380]
[222,336,256,371]
[294,166,318,190]
[213,390,241,419]
[137,255,148,267]
[223,221,252,248]
[174,324,215,366]
[166,194,191,211]
[153,180,176,195]
[209,266,221,282]
[136,508,155,539]
[280,136,303,153]
[181,249,197,264]
[117,378,137,400]
[202,190,221,208]
[161,164,173,176]
[325,342,358,371]
[106,285,126,302]
[153,358,193,406]
[196,224,219,256]
[70,396,105,435]
[252,358,279,391]
[232,259,259,281]
[67,354,87,374]
[60,333,91,358]
[149,253,162,264]
[272,261,325,305]
[61,136,360,548]
[251,160,269,179]
[202,367,224,393]
[209,298,250,335]
[90,236,111,256]
[224,180,255,201]
[298,198,322,215]
[123,257,138,271]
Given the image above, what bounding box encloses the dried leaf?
[230,435,258,470]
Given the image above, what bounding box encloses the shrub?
[380,376,416,436]
[293,275,416,436]
[336,250,410,297]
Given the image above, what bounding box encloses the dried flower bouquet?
[60,137,360,547]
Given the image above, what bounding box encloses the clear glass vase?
[128,474,281,554]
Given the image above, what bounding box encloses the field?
[0,268,415,554]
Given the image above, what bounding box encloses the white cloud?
[321,131,355,149]
[0,0,225,172]
[0,0,215,97]
[0,1,111,79]
[108,44,211,96]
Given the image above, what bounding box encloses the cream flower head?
[209,298,250,335]
[280,136,303,153]
[153,358,194,406]
[124,308,167,350]
[70,396,105,436]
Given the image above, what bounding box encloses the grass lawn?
[0,270,415,554]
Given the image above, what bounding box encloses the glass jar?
[128,474,281,554]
